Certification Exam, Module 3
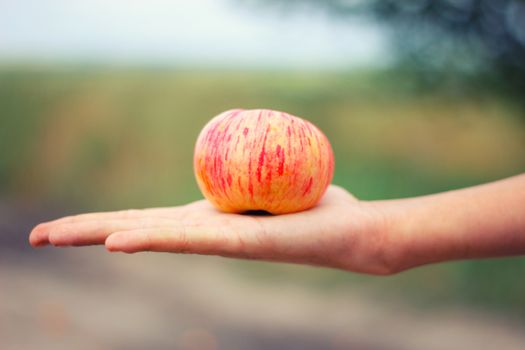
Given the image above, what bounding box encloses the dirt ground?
[2,200,525,350]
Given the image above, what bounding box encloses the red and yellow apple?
[194,109,334,214]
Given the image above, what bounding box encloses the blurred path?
[1,200,525,350]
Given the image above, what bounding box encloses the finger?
[30,211,152,247]
[29,207,188,247]
[29,223,52,247]
[46,218,176,247]
[104,219,327,267]
[103,215,317,262]
[45,207,184,226]
[105,223,248,255]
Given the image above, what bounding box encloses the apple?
[194,109,335,214]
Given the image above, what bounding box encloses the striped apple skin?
[193,109,335,214]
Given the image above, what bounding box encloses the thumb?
[105,223,248,256]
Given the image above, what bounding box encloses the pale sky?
[0,0,390,68]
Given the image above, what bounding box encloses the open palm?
[30,186,389,274]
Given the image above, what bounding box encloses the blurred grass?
[1,65,525,316]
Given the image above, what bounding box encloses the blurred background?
[1,0,525,349]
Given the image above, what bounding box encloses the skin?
[29,174,525,275]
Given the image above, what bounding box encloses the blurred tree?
[241,0,525,104]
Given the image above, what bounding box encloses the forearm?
[379,174,525,272]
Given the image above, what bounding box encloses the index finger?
[29,207,187,247]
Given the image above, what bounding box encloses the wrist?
[366,199,422,274]
[374,195,459,273]
[340,200,409,275]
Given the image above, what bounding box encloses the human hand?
[29,185,394,275]
[30,175,525,274]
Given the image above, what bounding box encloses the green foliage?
[242,0,525,111]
